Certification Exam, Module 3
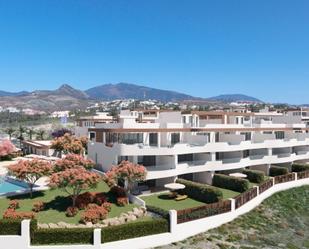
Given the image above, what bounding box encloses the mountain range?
[0,83,262,111]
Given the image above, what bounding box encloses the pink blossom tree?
[53,154,95,172]
[104,161,147,194]
[0,139,16,160]
[49,167,101,207]
[8,159,53,198]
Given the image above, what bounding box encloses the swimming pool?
[0,180,27,195]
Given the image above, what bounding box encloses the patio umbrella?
[164,183,185,191]
[229,173,247,178]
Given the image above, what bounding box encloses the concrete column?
[169,210,178,234]
[211,152,216,161]
[93,228,102,247]
[228,198,236,212]
[21,220,31,247]
[268,148,272,156]
[158,132,161,147]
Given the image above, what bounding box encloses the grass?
[0,182,137,224]
[142,193,206,211]
[216,187,240,199]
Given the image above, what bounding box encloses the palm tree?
[26,127,36,140]
[36,129,45,140]
[5,127,15,140]
[17,125,26,147]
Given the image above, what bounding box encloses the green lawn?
[0,182,137,224]
[216,187,240,199]
[142,193,206,211]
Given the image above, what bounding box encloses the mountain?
[208,94,262,103]
[0,90,29,97]
[85,83,202,101]
[0,84,92,112]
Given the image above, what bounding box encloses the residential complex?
[81,108,309,190]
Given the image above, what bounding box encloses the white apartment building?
[87,109,309,189]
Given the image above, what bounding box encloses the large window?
[149,133,158,146]
[138,156,156,166]
[178,154,193,163]
[275,131,285,140]
[171,133,180,145]
[106,133,143,144]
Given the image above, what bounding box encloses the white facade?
[87,110,309,187]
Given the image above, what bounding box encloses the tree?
[5,127,15,140]
[8,159,53,198]
[36,129,45,140]
[49,167,100,207]
[104,161,147,194]
[17,125,26,147]
[51,133,84,155]
[26,127,35,140]
[53,154,95,172]
[51,128,72,138]
[0,140,16,159]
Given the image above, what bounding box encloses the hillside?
[85,83,203,101]
[160,185,309,249]
[209,94,262,103]
[0,90,29,97]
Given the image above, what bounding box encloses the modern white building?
[87,109,309,190]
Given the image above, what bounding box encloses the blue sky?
[0,0,308,104]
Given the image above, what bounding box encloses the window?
[89,132,96,141]
[118,156,129,164]
[241,132,251,141]
[171,133,180,145]
[138,156,156,166]
[178,154,193,163]
[275,131,285,139]
[149,133,158,146]
[243,150,250,158]
[106,133,143,144]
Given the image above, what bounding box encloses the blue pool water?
[0,181,26,194]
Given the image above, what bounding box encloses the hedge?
[146,205,170,220]
[242,169,265,183]
[269,166,288,176]
[212,174,250,193]
[0,219,22,235]
[292,164,309,172]
[31,228,94,245]
[176,178,223,203]
[101,218,169,243]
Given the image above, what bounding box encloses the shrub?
[0,219,22,235]
[8,200,20,210]
[94,192,107,205]
[75,192,95,209]
[176,178,223,203]
[292,164,309,172]
[146,205,170,220]
[80,204,108,224]
[3,209,35,219]
[212,174,250,193]
[110,186,127,197]
[32,201,44,212]
[66,206,79,217]
[269,166,288,176]
[31,228,94,245]
[102,202,112,212]
[101,218,169,243]
[243,169,265,183]
[116,197,128,206]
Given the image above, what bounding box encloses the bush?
[8,200,20,210]
[212,174,250,193]
[292,164,309,172]
[116,197,128,206]
[269,166,288,176]
[66,206,79,217]
[75,192,108,209]
[31,228,94,245]
[80,204,109,224]
[242,169,265,183]
[32,201,44,212]
[102,202,112,212]
[146,205,170,220]
[3,209,35,219]
[101,218,169,243]
[0,219,22,235]
[176,178,223,203]
[111,186,127,197]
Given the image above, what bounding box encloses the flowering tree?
[8,159,53,198]
[49,167,101,207]
[53,154,95,172]
[104,161,147,194]
[0,140,16,160]
[51,133,85,155]
[51,128,72,138]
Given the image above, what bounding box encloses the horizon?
[0,1,309,104]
